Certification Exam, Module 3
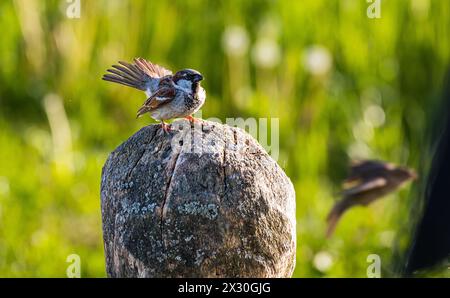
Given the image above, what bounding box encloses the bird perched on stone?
[326,160,417,237]
[102,57,206,133]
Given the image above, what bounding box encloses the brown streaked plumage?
[136,83,176,118]
[102,58,206,133]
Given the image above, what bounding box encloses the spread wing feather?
[102,58,173,96]
[134,57,172,78]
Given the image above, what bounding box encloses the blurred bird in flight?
[326,160,417,237]
[102,58,206,133]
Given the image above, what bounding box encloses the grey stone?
[101,119,296,277]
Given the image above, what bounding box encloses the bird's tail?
[102,60,146,91]
[136,105,149,118]
[326,199,350,238]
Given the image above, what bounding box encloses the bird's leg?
[185,115,198,123]
[160,120,171,133]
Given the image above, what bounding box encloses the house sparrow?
[326,160,417,237]
[102,57,206,132]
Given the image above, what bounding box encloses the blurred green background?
[0,0,449,277]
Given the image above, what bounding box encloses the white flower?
[313,251,333,272]
[303,45,333,76]
[252,38,281,68]
[364,105,386,127]
[222,26,250,57]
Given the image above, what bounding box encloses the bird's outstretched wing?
[341,177,387,198]
[136,86,176,118]
[102,58,173,96]
[344,160,388,183]
[133,57,172,78]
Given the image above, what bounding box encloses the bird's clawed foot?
[160,121,172,134]
[185,115,201,124]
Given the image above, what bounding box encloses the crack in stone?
[233,129,238,146]
[159,129,185,249]
[222,136,228,201]
[125,128,157,181]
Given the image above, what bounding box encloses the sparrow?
[326,160,417,238]
[102,57,206,132]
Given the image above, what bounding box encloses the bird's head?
[387,165,417,185]
[173,69,204,87]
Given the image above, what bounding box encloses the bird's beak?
[195,73,203,82]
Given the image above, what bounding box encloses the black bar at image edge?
[0,278,448,296]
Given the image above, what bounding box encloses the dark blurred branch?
[405,69,450,274]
